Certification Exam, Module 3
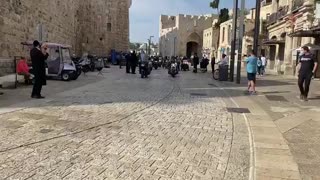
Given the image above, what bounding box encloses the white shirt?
[219,57,229,66]
[261,56,267,66]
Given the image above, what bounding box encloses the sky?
[129,0,256,43]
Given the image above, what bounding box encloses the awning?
[263,40,286,45]
[289,28,320,37]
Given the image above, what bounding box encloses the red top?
[17,59,29,74]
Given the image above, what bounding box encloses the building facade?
[217,18,255,60]
[202,20,219,59]
[159,14,217,58]
[0,0,131,76]
[264,0,320,77]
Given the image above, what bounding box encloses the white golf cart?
[22,42,78,81]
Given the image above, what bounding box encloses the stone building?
[217,18,255,60]
[0,0,131,76]
[202,19,219,59]
[159,14,217,58]
[264,0,320,77]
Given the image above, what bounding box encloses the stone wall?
[0,0,130,76]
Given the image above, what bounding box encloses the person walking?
[130,51,138,74]
[297,46,318,101]
[211,56,216,73]
[30,41,49,99]
[257,56,263,76]
[193,53,199,73]
[261,55,267,76]
[245,50,258,95]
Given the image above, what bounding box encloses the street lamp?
[148,36,154,55]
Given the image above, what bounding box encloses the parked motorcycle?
[79,55,91,73]
[168,62,178,77]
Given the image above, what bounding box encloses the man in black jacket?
[193,53,199,73]
[130,51,138,74]
[31,41,49,99]
[297,46,318,101]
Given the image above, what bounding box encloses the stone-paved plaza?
[0,68,250,180]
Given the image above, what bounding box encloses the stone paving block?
[255,153,299,171]
[256,167,301,179]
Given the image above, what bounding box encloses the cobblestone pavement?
[0,68,250,180]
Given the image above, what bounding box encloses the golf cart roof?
[21,41,72,48]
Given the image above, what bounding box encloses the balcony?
[266,6,289,26]
[267,13,277,26]
[292,0,304,12]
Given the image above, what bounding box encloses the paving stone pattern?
[0,69,249,179]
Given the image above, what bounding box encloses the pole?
[149,36,154,55]
[236,0,245,84]
[253,0,261,56]
[230,0,239,82]
[148,39,151,55]
[173,37,176,56]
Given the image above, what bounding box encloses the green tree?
[210,0,220,14]
[210,0,229,57]
[216,8,230,27]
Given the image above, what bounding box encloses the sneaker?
[303,96,308,102]
[250,91,257,96]
[299,94,304,101]
[0,92,3,95]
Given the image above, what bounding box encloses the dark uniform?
[298,53,317,98]
[125,53,131,73]
[31,47,49,98]
[193,55,199,73]
[130,52,138,74]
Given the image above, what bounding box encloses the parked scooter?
[79,54,91,73]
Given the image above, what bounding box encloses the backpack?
[257,59,262,67]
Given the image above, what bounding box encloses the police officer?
[297,46,318,101]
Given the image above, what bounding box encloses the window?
[107,23,112,32]
[222,27,225,42]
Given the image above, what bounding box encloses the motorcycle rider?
[139,50,149,74]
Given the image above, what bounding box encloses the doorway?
[186,42,199,58]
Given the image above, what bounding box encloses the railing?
[277,6,289,19]
[292,0,304,12]
[267,13,277,25]
[266,6,289,26]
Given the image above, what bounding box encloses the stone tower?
[159,14,217,58]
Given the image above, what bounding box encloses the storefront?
[289,27,320,78]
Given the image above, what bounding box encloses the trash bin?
[219,65,228,81]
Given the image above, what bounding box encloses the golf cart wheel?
[62,72,71,81]
[213,69,219,80]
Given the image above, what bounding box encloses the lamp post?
[230,0,239,82]
[236,0,245,84]
[253,0,261,56]
[148,36,154,55]
[173,37,177,56]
